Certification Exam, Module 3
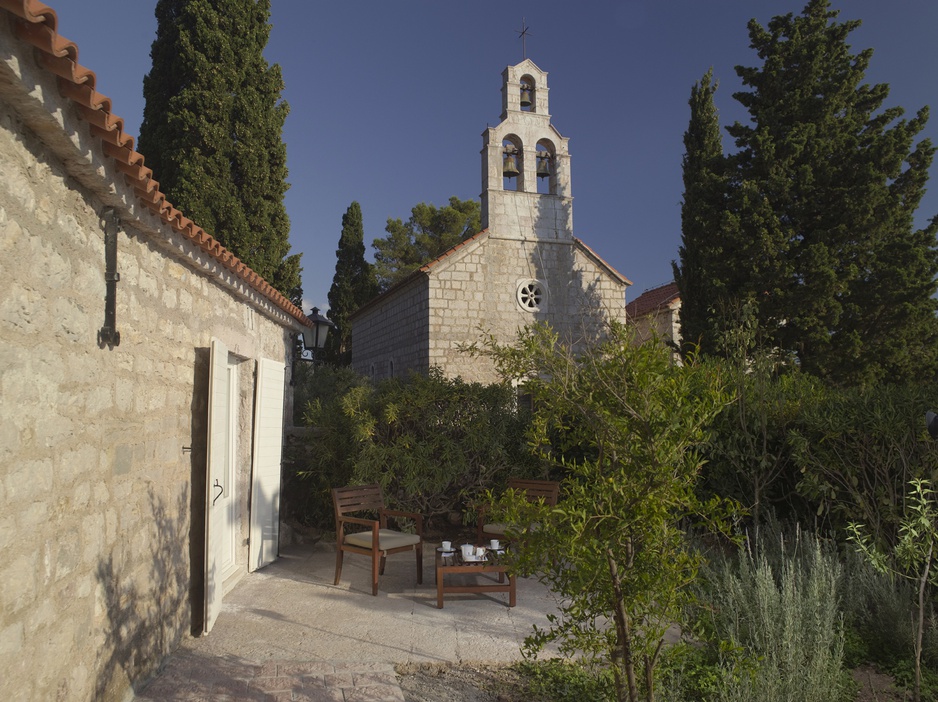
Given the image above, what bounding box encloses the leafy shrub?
[514,659,615,702]
[840,548,917,668]
[698,526,850,702]
[792,383,938,548]
[295,367,537,527]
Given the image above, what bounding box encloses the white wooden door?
[204,338,229,633]
[248,358,286,571]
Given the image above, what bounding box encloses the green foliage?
[325,202,378,365]
[697,526,850,702]
[477,321,736,702]
[792,383,938,548]
[653,643,724,702]
[372,196,480,291]
[702,337,821,524]
[675,0,938,384]
[297,367,534,527]
[848,479,938,702]
[139,0,300,300]
[840,548,920,669]
[513,659,615,702]
[289,365,370,527]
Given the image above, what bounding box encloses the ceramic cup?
[476,546,487,557]
[490,539,500,550]
[441,541,452,551]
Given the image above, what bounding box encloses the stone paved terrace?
[134,542,563,701]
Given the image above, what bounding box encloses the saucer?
[436,548,455,555]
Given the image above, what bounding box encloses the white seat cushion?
[482,523,508,536]
[344,528,421,551]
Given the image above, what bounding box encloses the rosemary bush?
[701,528,850,702]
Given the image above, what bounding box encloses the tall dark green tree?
[677,0,938,385]
[324,202,377,365]
[372,196,480,291]
[673,69,729,356]
[138,0,301,301]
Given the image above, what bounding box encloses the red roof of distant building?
[626,282,679,318]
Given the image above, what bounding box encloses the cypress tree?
[681,0,938,384]
[324,202,377,366]
[673,69,729,356]
[138,0,301,302]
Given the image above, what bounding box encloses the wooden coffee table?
[435,547,516,608]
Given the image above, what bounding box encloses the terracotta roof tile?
[0,0,310,327]
[625,282,680,319]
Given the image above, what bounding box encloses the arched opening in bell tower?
[536,140,555,195]
[502,136,523,192]
[519,75,536,112]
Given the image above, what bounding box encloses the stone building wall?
[0,17,297,702]
[428,234,627,384]
[350,277,428,380]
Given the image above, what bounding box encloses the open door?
[248,358,286,571]
[204,338,229,633]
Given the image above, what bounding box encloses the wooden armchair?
[477,478,561,543]
[332,484,424,596]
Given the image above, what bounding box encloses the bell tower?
[481,59,573,241]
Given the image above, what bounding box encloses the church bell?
[520,83,533,108]
[503,152,520,178]
[536,154,551,179]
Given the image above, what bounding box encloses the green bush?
[840,549,918,668]
[295,367,537,527]
[697,526,851,702]
[514,659,615,702]
[792,383,938,548]
[286,365,369,528]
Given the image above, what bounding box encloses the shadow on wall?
[189,346,210,636]
[531,194,610,345]
[94,486,192,701]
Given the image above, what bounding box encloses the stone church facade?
[351,59,631,384]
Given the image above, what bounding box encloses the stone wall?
[0,21,296,702]
[429,234,627,384]
[352,232,627,386]
[351,277,428,380]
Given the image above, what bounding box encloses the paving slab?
[134,542,563,700]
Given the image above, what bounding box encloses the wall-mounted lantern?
[295,307,334,363]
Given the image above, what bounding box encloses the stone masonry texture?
[0,18,296,702]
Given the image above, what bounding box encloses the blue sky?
[52,1,938,313]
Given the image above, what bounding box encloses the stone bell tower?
[481,59,573,241]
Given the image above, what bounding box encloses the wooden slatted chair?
[477,478,561,543]
[332,484,424,596]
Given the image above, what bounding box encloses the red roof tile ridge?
[625,281,680,318]
[1,0,309,327]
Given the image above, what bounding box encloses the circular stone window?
[517,280,546,312]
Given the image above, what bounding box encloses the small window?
[517,279,546,312]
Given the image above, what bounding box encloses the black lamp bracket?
[98,208,121,348]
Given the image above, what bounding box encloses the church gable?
[352,56,630,384]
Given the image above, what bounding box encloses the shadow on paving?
[135,542,564,700]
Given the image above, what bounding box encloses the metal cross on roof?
[517,18,531,60]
